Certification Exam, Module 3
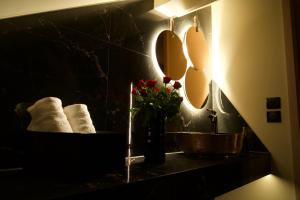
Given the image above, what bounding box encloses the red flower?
[146,80,157,88]
[130,77,183,121]
[166,87,171,94]
[140,89,147,96]
[154,87,160,93]
[163,76,171,84]
[173,81,182,89]
[131,87,138,95]
[137,80,145,89]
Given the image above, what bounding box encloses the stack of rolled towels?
[64,104,96,133]
[26,97,96,133]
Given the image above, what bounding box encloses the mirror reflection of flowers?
[131,76,183,125]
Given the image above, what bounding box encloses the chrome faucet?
[207,108,217,134]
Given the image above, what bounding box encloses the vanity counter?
[0,152,270,200]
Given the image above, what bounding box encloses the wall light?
[154,1,186,17]
[153,0,214,18]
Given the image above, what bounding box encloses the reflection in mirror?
[155,30,187,80]
[184,26,208,70]
[185,67,209,108]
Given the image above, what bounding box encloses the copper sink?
[176,132,245,155]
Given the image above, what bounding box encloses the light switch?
[266,97,281,109]
[267,111,281,123]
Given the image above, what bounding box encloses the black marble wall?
[0,0,262,168]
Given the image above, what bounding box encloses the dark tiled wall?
[0,1,253,166]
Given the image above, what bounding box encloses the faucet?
[207,108,217,134]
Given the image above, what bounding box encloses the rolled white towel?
[27,97,73,133]
[63,104,96,133]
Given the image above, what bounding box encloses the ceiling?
[153,0,216,17]
[0,0,129,19]
[0,0,216,20]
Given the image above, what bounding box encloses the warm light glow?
[215,87,227,114]
[151,21,209,112]
[154,4,175,17]
[178,23,202,112]
[154,1,186,17]
[216,174,296,200]
[211,3,227,87]
[181,23,208,112]
[182,31,194,69]
[151,28,186,113]
[212,15,220,81]
[151,28,169,78]
[153,1,213,18]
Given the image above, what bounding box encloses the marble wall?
[0,0,256,167]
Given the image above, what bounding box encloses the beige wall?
[0,0,126,19]
[212,0,299,199]
[1,0,299,198]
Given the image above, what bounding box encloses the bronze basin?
[176,132,244,155]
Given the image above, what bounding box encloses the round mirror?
[184,26,209,70]
[185,67,209,108]
[155,30,187,80]
[184,26,210,109]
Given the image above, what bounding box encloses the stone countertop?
[0,152,271,200]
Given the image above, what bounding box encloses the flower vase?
[144,113,166,164]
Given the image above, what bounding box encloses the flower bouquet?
[131,76,183,124]
[131,76,183,164]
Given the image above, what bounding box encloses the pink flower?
[173,81,182,89]
[163,76,171,84]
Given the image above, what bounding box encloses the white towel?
[63,104,96,133]
[26,97,73,133]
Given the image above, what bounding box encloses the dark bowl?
[175,132,244,156]
[24,131,126,177]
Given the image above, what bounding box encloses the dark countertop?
[0,151,271,200]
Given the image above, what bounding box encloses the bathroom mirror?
[155,30,187,80]
[185,67,209,108]
[184,26,210,108]
[184,26,209,70]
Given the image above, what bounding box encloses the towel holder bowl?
[23,131,126,177]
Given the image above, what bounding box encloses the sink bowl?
[176,132,244,155]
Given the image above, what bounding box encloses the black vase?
[144,113,166,164]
